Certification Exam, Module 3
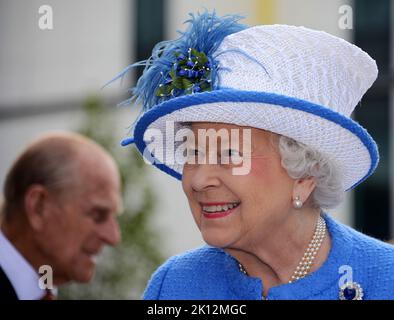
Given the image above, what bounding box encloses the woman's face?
[182,122,296,249]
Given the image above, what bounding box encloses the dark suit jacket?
[0,266,18,301]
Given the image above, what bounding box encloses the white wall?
[166,0,260,39]
[0,0,131,107]
[0,0,133,191]
[276,0,353,37]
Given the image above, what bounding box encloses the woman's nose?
[190,164,221,192]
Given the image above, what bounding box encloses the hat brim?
[127,89,379,191]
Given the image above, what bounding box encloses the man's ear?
[24,185,50,231]
[292,176,316,204]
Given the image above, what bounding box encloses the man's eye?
[90,211,107,223]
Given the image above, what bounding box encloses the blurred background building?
[0,0,392,298]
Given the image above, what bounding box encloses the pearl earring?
[293,196,303,209]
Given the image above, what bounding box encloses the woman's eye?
[220,149,243,165]
[185,148,204,164]
[223,149,240,157]
[187,148,200,156]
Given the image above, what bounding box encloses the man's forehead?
[83,193,123,214]
[75,156,121,191]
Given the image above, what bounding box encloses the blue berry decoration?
[155,48,213,98]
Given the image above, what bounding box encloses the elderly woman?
[114,12,394,300]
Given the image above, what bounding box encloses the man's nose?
[98,216,121,246]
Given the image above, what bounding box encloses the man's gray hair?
[2,132,109,219]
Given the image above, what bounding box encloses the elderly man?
[0,132,122,300]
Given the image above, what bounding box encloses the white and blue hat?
[113,12,379,191]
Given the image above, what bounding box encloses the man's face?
[37,155,122,284]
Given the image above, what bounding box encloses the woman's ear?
[292,177,316,204]
[24,184,50,231]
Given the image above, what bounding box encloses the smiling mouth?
[200,202,241,219]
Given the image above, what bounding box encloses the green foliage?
[59,96,164,299]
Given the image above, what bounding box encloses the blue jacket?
[143,214,394,300]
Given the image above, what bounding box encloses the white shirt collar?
[0,231,46,300]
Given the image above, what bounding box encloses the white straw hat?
[115,12,379,191]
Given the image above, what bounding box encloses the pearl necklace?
[238,215,326,284]
[289,215,326,283]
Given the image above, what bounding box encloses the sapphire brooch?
[339,282,364,300]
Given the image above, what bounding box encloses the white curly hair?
[276,135,344,210]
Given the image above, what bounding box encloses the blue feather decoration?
[107,11,248,113]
